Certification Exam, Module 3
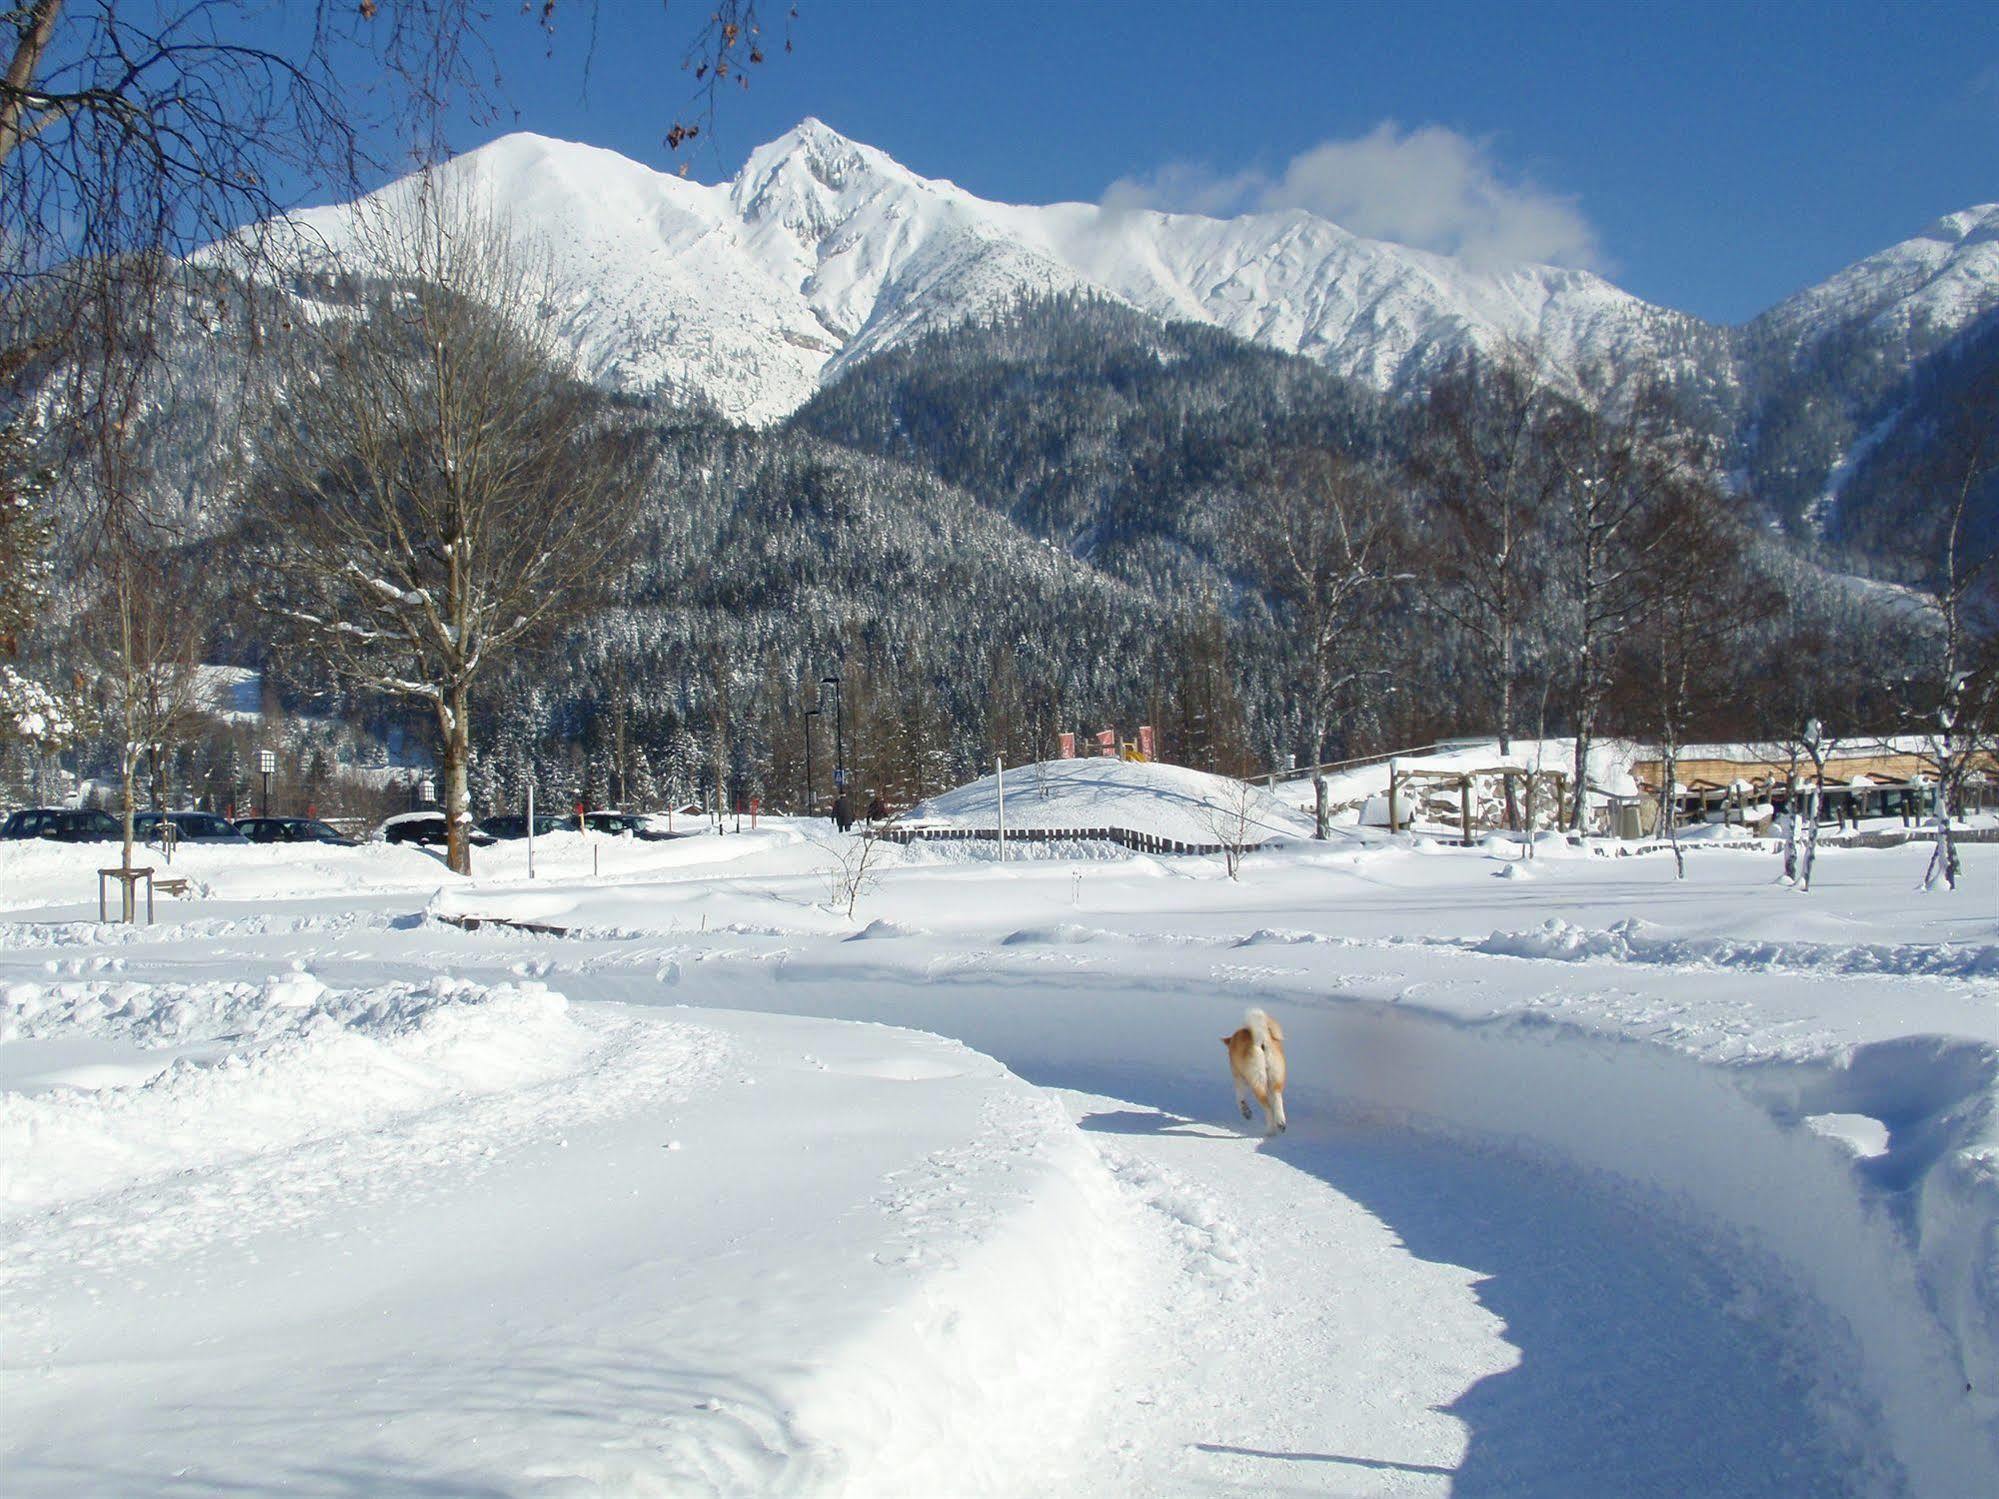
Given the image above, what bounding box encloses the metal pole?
[527,780,536,881]
[821,675,844,815]
[803,709,816,816]
[261,770,270,818]
[996,754,1005,862]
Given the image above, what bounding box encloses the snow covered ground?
[3,762,1995,1495]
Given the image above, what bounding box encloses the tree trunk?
[441,684,473,876]
[0,0,62,171]
[1570,716,1592,835]
[1662,742,1684,880]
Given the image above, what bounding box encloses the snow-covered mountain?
[279,120,1741,424]
[272,118,1999,449]
[1752,203,1999,367]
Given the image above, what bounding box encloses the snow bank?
[1298,999,1999,1495]
[908,758,1315,845]
[1476,916,1999,981]
[0,972,592,1212]
[791,1082,1136,1495]
[0,990,1144,1495]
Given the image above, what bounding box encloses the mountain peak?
[737,117,899,191]
[1925,203,1999,246]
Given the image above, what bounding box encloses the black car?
[480,813,571,840]
[234,816,360,847]
[134,810,250,844]
[0,807,122,842]
[378,811,496,848]
[582,811,675,840]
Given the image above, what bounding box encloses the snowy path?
[7,944,1880,1493]
[1058,1090,1864,1497]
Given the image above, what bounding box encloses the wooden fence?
[871,825,1262,857]
[1817,825,1999,850]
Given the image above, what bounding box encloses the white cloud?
[1102,122,1603,271]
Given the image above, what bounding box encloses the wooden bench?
[155,877,192,898]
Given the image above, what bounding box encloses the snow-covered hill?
[274,120,1749,424]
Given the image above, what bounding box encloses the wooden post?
[1388,760,1401,834]
[1460,774,1473,847]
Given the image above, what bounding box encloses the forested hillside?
[3,281,1962,822]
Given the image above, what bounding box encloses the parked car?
[377,811,495,848]
[582,810,676,840]
[233,816,360,847]
[133,810,249,844]
[0,807,121,842]
[480,813,571,840]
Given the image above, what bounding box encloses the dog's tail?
[1245,1007,1279,1048]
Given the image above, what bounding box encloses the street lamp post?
[258,749,276,818]
[804,706,821,816]
[821,673,845,812]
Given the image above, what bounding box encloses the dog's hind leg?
[1234,1076,1252,1121]
[1268,1088,1287,1135]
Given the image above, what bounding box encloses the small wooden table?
[98,866,155,924]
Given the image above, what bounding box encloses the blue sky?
[410,0,1996,324]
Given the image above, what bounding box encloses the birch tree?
[1235,449,1412,767]
[1635,479,1778,876]
[84,540,206,879]
[1411,345,1559,757]
[1545,372,1687,832]
[1904,369,1999,890]
[252,189,654,874]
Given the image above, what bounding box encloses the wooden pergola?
[1384,764,1572,845]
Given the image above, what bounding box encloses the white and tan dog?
[1223,1007,1287,1135]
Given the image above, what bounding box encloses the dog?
[1223,1007,1287,1135]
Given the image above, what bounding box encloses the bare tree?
[0,4,502,534]
[1200,775,1263,881]
[1,2,786,559]
[1,2,784,320]
[1411,344,1560,757]
[1791,718,1837,892]
[1545,370,1688,832]
[1236,449,1411,767]
[81,535,207,898]
[250,187,655,874]
[811,811,896,919]
[1635,477,1780,876]
[1899,369,1999,891]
